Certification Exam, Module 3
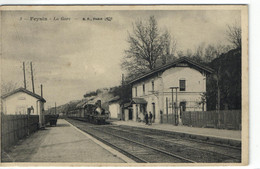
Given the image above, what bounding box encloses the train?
[67,100,109,124]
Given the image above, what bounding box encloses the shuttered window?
[179,80,186,91]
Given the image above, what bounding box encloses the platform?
[110,120,241,144]
[1,119,134,163]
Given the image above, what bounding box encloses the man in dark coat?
[149,112,153,125]
[145,112,149,125]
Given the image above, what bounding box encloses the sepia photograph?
[0,5,248,166]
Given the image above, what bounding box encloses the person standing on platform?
[145,112,149,125]
[149,111,153,125]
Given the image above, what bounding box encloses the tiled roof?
[128,57,214,84]
[1,87,46,102]
[108,96,121,104]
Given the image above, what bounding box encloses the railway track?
[104,126,241,162]
[67,118,241,163]
[115,125,241,150]
[84,127,195,163]
[67,119,194,163]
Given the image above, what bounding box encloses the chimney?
[41,84,43,97]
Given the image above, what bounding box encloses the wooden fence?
[181,110,241,130]
[160,110,241,130]
[1,114,39,151]
[162,114,176,125]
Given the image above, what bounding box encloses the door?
[129,109,133,120]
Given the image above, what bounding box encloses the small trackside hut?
[1,87,46,128]
[128,57,213,124]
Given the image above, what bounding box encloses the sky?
[1,9,241,108]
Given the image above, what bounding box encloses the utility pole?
[30,62,35,93]
[23,62,26,89]
[121,74,124,100]
[166,97,168,123]
[170,87,179,126]
[215,66,221,128]
[216,74,221,128]
[121,74,124,118]
[55,102,57,115]
[175,87,179,126]
[170,87,174,125]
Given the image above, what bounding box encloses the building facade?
[108,96,121,119]
[109,102,121,119]
[1,88,46,127]
[129,57,213,124]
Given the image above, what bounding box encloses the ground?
[1,119,133,163]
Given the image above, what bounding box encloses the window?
[179,80,186,91]
[151,81,154,91]
[143,84,145,95]
[135,87,137,96]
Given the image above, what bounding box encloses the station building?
[128,57,213,124]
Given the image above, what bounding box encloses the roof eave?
[128,57,214,85]
[1,87,46,103]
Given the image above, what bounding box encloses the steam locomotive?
[67,100,109,124]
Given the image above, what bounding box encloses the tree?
[1,81,19,96]
[190,43,206,64]
[204,45,217,63]
[226,23,241,49]
[206,48,241,110]
[186,49,193,57]
[177,50,184,58]
[160,36,177,65]
[204,44,231,63]
[122,16,175,79]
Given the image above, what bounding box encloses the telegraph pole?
[166,97,168,123]
[40,84,43,97]
[55,102,57,115]
[175,87,179,126]
[170,87,179,126]
[23,62,26,89]
[170,87,174,125]
[121,74,124,119]
[30,62,35,93]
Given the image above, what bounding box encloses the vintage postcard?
[0,5,248,166]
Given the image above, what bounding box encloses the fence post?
[189,111,191,126]
[12,116,15,146]
[27,113,30,136]
[160,110,163,124]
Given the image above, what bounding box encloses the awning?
[131,98,147,104]
[123,102,132,108]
